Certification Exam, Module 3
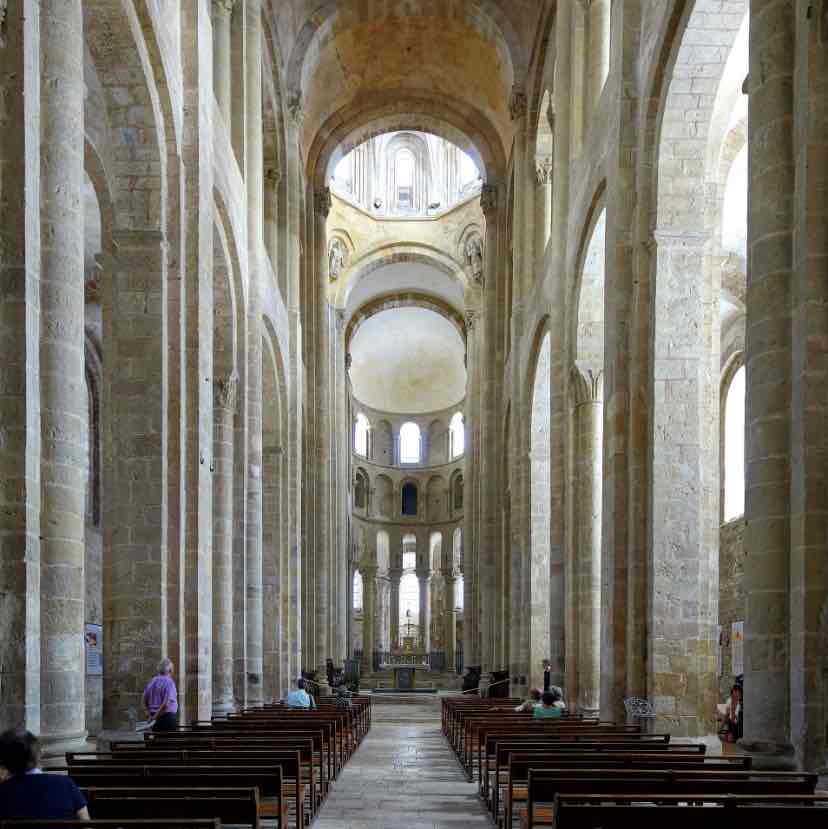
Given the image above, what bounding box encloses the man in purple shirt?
[142,658,179,732]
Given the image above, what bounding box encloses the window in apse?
[724,365,746,521]
[400,422,421,463]
[449,411,465,458]
[353,570,363,611]
[454,575,464,611]
[396,149,415,211]
[354,413,370,457]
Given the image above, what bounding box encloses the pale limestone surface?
[314,701,489,829]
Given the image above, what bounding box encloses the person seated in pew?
[286,677,317,709]
[514,688,542,712]
[549,685,567,711]
[533,689,563,719]
[0,729,89,821]
[142,657,179,732]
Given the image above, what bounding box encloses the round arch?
[309,94,507,189]
[345,291,467,349]
[334,243,469,308]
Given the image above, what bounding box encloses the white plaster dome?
[349,306,466,414]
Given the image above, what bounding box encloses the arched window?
[354,470,368,511]
[353,570,363,611]
[454,575,464,611]
[452,473,464,512]
[399,572,420,641]
[724,365,746,521]
[449,411,465,458]
[354,413,370,457]
[401,482,418,516]
[400,422,421,463]
[395,149,415,211]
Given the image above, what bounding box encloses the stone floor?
[313,700,489,829]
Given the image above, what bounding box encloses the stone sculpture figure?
[465,235,484,284]
[329,238,346,282]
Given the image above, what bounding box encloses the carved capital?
[345,352,353,370]
[480,184,498,217]
[214,372,239,411]
[335,309,346,331]
[264,166,282,186]
[464,310,477,331]
[509,85,528,121]
[314,187,332,218]
[212,0,237,18]
[535,155,553,185]
[287,90,304,126]
[570,364,603,405]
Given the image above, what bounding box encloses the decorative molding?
[314,186,332,218]
[464,310,477,331]
[345,352,352,370]
[264,166,282,186]
[335,309,346,331]
[214,372,239,411]
[480,184,498,217]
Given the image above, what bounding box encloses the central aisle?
[313,699,490,828]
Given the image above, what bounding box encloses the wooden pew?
[545,793,828,829]
[497,753,753,829]
[80,788,265,829]
[519,770,819,829]
[0,821,220,829]
[57,764,303,829]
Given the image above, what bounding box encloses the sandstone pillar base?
[738,739,797,771]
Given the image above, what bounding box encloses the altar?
[377,650,435,693]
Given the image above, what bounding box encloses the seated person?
[533,689,563,719]
[0,729,89,821]
[549,685,567,711]
[514,688,542,712]
[719,684,742,742]
[286,677,317,709]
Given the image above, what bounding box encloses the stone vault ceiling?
[272,1,540,162]
[349,306,467,414]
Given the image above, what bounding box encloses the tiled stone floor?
[313,701,490,829]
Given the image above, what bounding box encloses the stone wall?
[84,527,103,735]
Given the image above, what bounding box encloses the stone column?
[312,187,333,684]
[463,310,480,668]
[213,374,238,713]
[212,0,234,128]
[0,1,41,732]
[417,571,431,653]
[586,0,611,117]
[244,0,265,705]
[535,157,553,267]
[263,167,280,271]
[103,232,167,728]
[38,0,86,747]
[360,566,377,672]
[740,0,795,767]
[444,573,457,672]
[571,366,602,716]
[389,568,402,649]
[478,183,501,673]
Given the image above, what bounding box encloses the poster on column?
[731,621,744,677]
[85,623,103,675]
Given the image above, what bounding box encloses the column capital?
[388,568,403,583]
[212,0,238,17]
[570,363,603,405]
[464,309,477,330]
[480,184,499,217]
[264,166,282,186]
[360,564,378,578]
[509,85,528,121]
[416,569,432,582]
[214,372,239,411]
[536,155,553,185]
[314,186,332,219]
[287,89,304,127]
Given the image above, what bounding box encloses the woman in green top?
[533,689,563,719]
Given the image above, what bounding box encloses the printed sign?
[85,623,103,675]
